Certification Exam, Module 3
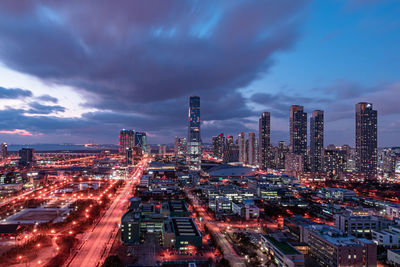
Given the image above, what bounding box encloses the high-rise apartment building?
[1,143,7,158]
[290,105,307,170]
[247,132,257,165]
[212,133,225,160]
[223,135,239,163]
[174,137,187,156]
[188,96,201,170]
[355,102,377,179]
[259,112,271,170]
[238,132,246,164]
[119,129,135,155]
[310,110,324,172]
[274,141,288,171]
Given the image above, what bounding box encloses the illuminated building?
[261,234,305,267]
[259,112,271,170]
[1,143,7,158]
[158,144,166,157]
[238,132,246,164]
[119,129,134,155]
[174,137,187,156]
[290,105,307,170]
[303,224,377,267]
[212,133,225,160]
[18,148,34,167]
[285,153,304,174]
[223,135,239,163]
[246,132,257,165]
[274,141,288,171]
[134,131,147,152]
[187,96,201,170]
[310,110,324,172]
[324,147,347,176]
[355,102,377,179]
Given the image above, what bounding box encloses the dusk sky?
[0,0,399,146]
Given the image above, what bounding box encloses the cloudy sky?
[0,0,399,146]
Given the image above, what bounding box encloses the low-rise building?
[303,224,377,267]
[334,208,393,238]
[232,200,259,220]
[387,249,400,266]
[261,234,305,267]
[371,226,400,247]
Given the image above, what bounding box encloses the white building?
[387,249,400,266]
[372,226,400,247]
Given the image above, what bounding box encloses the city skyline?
[0,1,399,145]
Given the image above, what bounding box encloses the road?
[66,159,146,267]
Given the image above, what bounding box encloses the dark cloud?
[37,94,58,103]
[0,86,32,99]
[27,102,65,114]
[0,1,308,108]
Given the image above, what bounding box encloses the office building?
[355,102,377,179]
[261,234,305,267]
[134,131,147,152]
[259,112,271,170]
[126,148,133,165]
[174,137,187,156]
[334,208,393,238]
[303,224,377,267]
[1,143,7,159]
[290,105,307,170]
[187,96,201,170]
[310,110,324,172]
[19,148,34,167]
[119,129,135,155]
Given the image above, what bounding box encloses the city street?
[66,159,147,267]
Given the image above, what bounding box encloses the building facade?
[188,96,201,170]
[310,110,324,172]
[355,102,377,179]
[259,112,271,170]
[290,105,307,170]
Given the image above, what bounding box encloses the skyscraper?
[355,102,377,178]
[238,132,246,164]
[290,105,307,170]
[259,112,271,170]
[310,110,324,172]
[247,132,257,165]
[119,129,135,155]
[212,133,225,160]
[1,143,7,159]
[134,132,147,153]
[174,137,187,156]
[188,96,201,170]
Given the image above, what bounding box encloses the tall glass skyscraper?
[290,105,307,170]
[310,110,324,172]
[119,129,135,154]
[134,131,147,152]
[188,96,201,170]
[355,102,377,179]
[259,112,271,170]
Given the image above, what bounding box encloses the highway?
[66,159,147,267]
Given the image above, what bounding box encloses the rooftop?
[264,235,301,255]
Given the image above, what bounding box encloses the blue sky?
[0,0,399,146]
